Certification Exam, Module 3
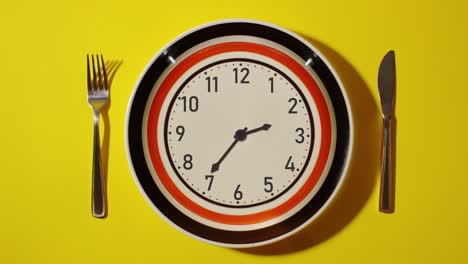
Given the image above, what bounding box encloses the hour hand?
[245,123,271,135]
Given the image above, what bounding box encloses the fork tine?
[87,55,91,91]
[91,55,97,91]
[96,54,102,90]
[101,55,109,90]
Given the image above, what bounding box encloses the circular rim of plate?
[125,19,354,248]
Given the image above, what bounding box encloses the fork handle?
[379,116,394,213]
[92,112,106,218]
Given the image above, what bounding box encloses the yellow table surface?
[2,0,467,263]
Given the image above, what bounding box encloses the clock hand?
[245,123,272,135]
[211,140,238,173]
[210,124,271,173]
[211,128,246,173]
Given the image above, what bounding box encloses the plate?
[125,19,353,247]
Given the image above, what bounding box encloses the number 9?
[176,125,185,141]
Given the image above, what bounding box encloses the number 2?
[288,98,298,114]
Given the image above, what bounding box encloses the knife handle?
[380,116,394,213]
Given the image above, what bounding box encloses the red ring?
[147,42,332,225]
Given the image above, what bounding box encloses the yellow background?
[1,0,468,263]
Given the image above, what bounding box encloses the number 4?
[285,156,295,172]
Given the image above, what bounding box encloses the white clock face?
[165,59,314,208]
[127,20,351,247]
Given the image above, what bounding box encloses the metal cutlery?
[87,54,109,218]
[378,50,396,213]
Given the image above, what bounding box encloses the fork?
[87,54,109,218]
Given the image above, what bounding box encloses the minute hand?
[211,139,239,173]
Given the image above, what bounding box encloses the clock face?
[165,58,314,208]
[127,20,352,247]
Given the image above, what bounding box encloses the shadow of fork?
[100,59,123,216]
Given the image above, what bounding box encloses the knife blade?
[378,51,396,117]
[378,50,396,213]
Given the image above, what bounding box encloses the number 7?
[205,175,214,191]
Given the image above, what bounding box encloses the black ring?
[127,21,351,245]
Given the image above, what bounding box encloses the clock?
[126,19,353,247]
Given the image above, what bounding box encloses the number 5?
[264,177,273,193]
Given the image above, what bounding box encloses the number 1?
[269,77,274,93]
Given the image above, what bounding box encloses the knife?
[378,50,396,213]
